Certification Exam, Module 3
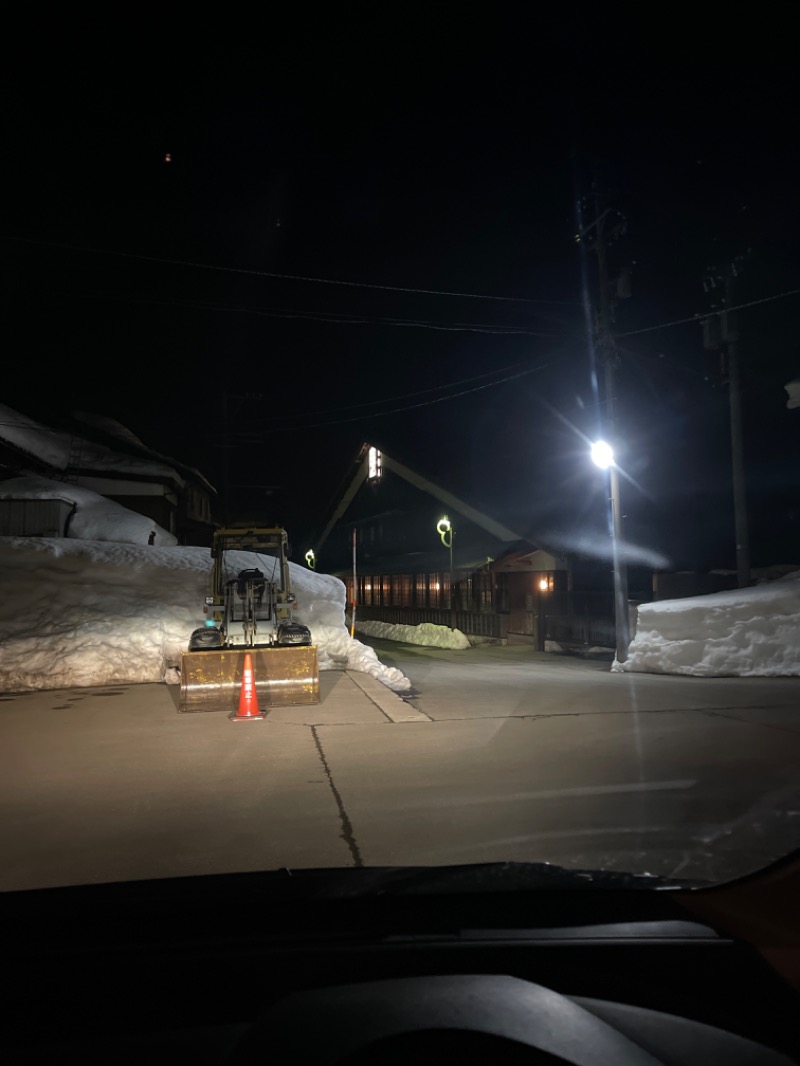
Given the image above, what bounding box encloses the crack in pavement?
[311,726,363,867]
[413,705,800,728]
[695,708,800,733]
[413,707,688,723]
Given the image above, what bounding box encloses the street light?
[591,441,630,663]
[436,515,455,627]
[590,440,614,470]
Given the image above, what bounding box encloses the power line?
[274,359,556,430]
[2,344,555,432]
[618,288,800,337]
[10,235,798,349]
[286,358,538,417]
[53,287,570,338]
[3,234,578,306]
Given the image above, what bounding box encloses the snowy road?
[2,647,799,891]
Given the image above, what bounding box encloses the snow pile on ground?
[0,476,176,546]
[615,571,800,677]
[313,625,411,691]
[0,538,410,694]
[355,619,470,650]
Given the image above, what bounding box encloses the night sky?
[4,10,799,568]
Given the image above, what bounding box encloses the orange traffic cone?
[229,652,265,721]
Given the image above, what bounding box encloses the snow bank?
[0,538,410,693]
[355,619,470,650]
[313,625,411,691]
[615,571,800,677]
[0,476,176,546]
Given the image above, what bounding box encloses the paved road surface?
[2,646,798,891]
[366,639,800,726]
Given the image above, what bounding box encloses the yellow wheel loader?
[179,528,320,712]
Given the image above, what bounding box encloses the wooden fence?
[353,598,619,647]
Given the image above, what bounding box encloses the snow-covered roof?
[0,403,184,485]
[72,410,216,494]
[72,411,149,450]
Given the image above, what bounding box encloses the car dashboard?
[2,866,799,1064]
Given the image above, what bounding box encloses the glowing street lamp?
[590,439,614,470]
[436,515,455,625]
[536,574,553,650]
[591,441,630,663]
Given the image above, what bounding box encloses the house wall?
[75,476,174,498]
[0,498,74,538]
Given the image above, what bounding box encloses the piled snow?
[615,571,800,677]
[0,538,410,694]
[0,476,176,546]
[355,619,470,650]
[314,625,412,691]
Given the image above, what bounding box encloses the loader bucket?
[179,646,320,713]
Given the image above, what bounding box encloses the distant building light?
[368,446,382,480]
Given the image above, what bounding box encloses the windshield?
[2,14,798,895]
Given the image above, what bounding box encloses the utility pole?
[579,191,631,662]
[221,391,230,525]
[702,262,750,587]
[725,275,750,588]
[220,392,275,528]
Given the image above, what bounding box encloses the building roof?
[0,403,215,494]
[317,442,526,552]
